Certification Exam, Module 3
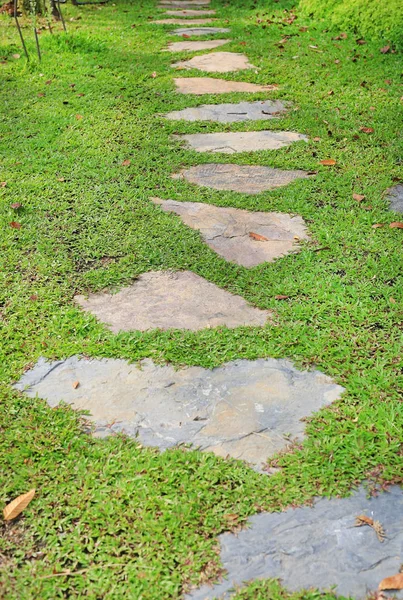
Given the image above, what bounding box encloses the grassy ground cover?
[0,0,402,597]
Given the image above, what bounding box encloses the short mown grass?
[0,0,402,597]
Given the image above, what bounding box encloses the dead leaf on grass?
[360,126,374,134]
[10,202,22,209]
[275,295,290,300]
[380,45,390,54]
[372,223,385,229]
[3,489,35,521]
[389,222,403,229]
[10,221,21,229]
[353,194,365,202]
[320,159,336,166]
[379,574,403,591]
[121,159,131,166]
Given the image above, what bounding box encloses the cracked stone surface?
[74,271,270,333]
[164,9,216,16]
[174,77,277,94]
[173,164,311,194]
[387,184,403,213]
[15,356,343,467]
[160,0,211,5]
[187,485,403,600]
[163,100,287,122]
[172,27,230,36]
[151,198,309,267]
[172,52,255,73]
[176,130,308,154]
[166,40,229,52]
[155,18,216,25]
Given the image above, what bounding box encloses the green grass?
[1,0,403,597]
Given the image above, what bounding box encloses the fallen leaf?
[275,295,289,300]
[390,222,403,229]
[249,232,269,242]
[390,297,396,304]
[77,93,85,97]
[239,41,246,46]
[75,114,83,120]
[57,177,65,182]
[353,194,365,202]
[12,53,20,59]
[328,90,334,96]
[380,45,390,54]
[3,489,35,521]
[372,223,385,229]
[151,71,157,78]
[45,79,52,85]
[313,137,321,142]
[1,181,6,187]
[356,38,366,45]
[72,381,80,389]
[10,221,21,229]
[10,202,22,209]
[360,126,374,133]
[355,514,385,542]
[121,159,131,166]
[29,295,38,301]
[69,83,76,88]
[37,93,45,97]
[320,159,336,166]
[379,574,403,591]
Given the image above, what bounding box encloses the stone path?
[151,198,309,267]
[165,9,216,16]
[165,40,230,52]
[387,184,403,213]
[172,52,255,73]
[176,130,307,154]
[155,19,217,25]
[15,357,343,468]
[160,0,211,5]
[172,27,230,36]
[163,100,287,122]
[174,77,277,94]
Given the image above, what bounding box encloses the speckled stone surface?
[160,0,211,5]
[151,198,309,267]
[174,77,277,94]
[173,164,311,194]
[15,357,343,467]
[175,130,307,154]
[172,27,230,36]
[164,100,287,122]
[74,271,270,333]
[166,39,230,52]
[164,9,216,16]
[387,184,403,213]
[172,52,255,73]
[154,18,216,25]
[187,485,403,600]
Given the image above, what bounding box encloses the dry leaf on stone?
[355,514,385,542]
[390,222,403,229]
[320,159,336,166]
[249,232,269,242]
[72,381,80,389]
[353,194,365,202]
[3,489,35,521]
[379,574,403,591]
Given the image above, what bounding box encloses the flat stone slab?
[172,52,255,73]
[387,184,403,213]
[165,9,216,15]
[174,77,278,95]
[176,130,308,154]
[163,100,287,122]
[15,356,343,467]
[173,164,310,194]
[166,40,230,52]
[152,198,309,267]
[160,0,211,5]
[188,485,403,599]
[155,18,216,25]
[74,271,270,333]
[172,27,230,36]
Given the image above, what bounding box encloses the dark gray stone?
[387,184,403,213]
[163,100,287,122]
[172,27,230,36]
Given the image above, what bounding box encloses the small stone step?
[164,9,216,15]
[174,77,277,94]
[160,0,211,5]
[172,27,230,36]
[74,271,270,333]
[154,18,216,25]
[151,197,309,267]
[175,130,308,154]
[172,51,255,73]
[386,184,403,213]
[163,100,287,122]
[165,39,230,52]
[173,163,311,194]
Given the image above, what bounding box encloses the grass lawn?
[1,0,402,597]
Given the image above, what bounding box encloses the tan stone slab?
[75,271,270,333]
[166,39,230,52]
[174,77,277,94]
[165,9,216,16]
[172,27,230,36]
[173,51,255,73]
[154,18,216,25]
[152,198,309,267]
[173,163,311,194]
[160,0,211,5]
[176,130,307,154]
[163,100,287,122]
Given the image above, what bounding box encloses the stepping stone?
[173,164,311,194]
[161,0,211,5]
[154,18,217,25]
[172,27,230,36]
[387,184,403,213]
[163,100,287,122]
[174,77,277,94]
[15,356,343,467]
[152,198,309,267]
[74,271,270,333]
[172,52,255,73]
[165,39,230,52]
[165,9,216,16]
[176,130,308,154]
[187,486,403,600]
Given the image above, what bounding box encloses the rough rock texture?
[160,0,211,5]
[164,100,287,122]
[173,163,311,194]
[154,18,216,25]
[165,9,216,16]
[151,198,309,267]
[15,357,343,467]
[74,271,270,333]
[188,486,403,600]
[387,184,403,213]
[172,52,255,73]
[174,77,277,94]
[172,27,230,36]
[176,130,308,154]
[166,40,230,52]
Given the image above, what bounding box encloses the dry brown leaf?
[12,53,20,59]
[151,71,157,78]
[360,126,374,134]
[72,381,80,389]
[390,297,396,304]
[121,159,131,166]
[10,202,22,209]
[390,222,403,229]
[3,489,35,521]
[10,221,21,229]
[249,232,269,242]
[372,223,385,229]
[355,514,385,542]
[380,45,390,54]
[275,295,290,300]
[320,159,336,166]
[353,193,365,202]
[38,93,45,97]
[379,574,403,591]
[75,114,83,120]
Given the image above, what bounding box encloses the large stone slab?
[176,130,308,154]
[151,198,309,267]
[15,356,343,467]
[174,77,277,95]
[74,271,270,333]
[188,486,403,599]
[173,164,310,194]
[165,9,216,16]
[172,27,230,36]
[166,40,230,52]
[155,18,216,25]
[172,52,255,73]
[387,184,403,213]
[163,100,287,122]
[160,0,211,5]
